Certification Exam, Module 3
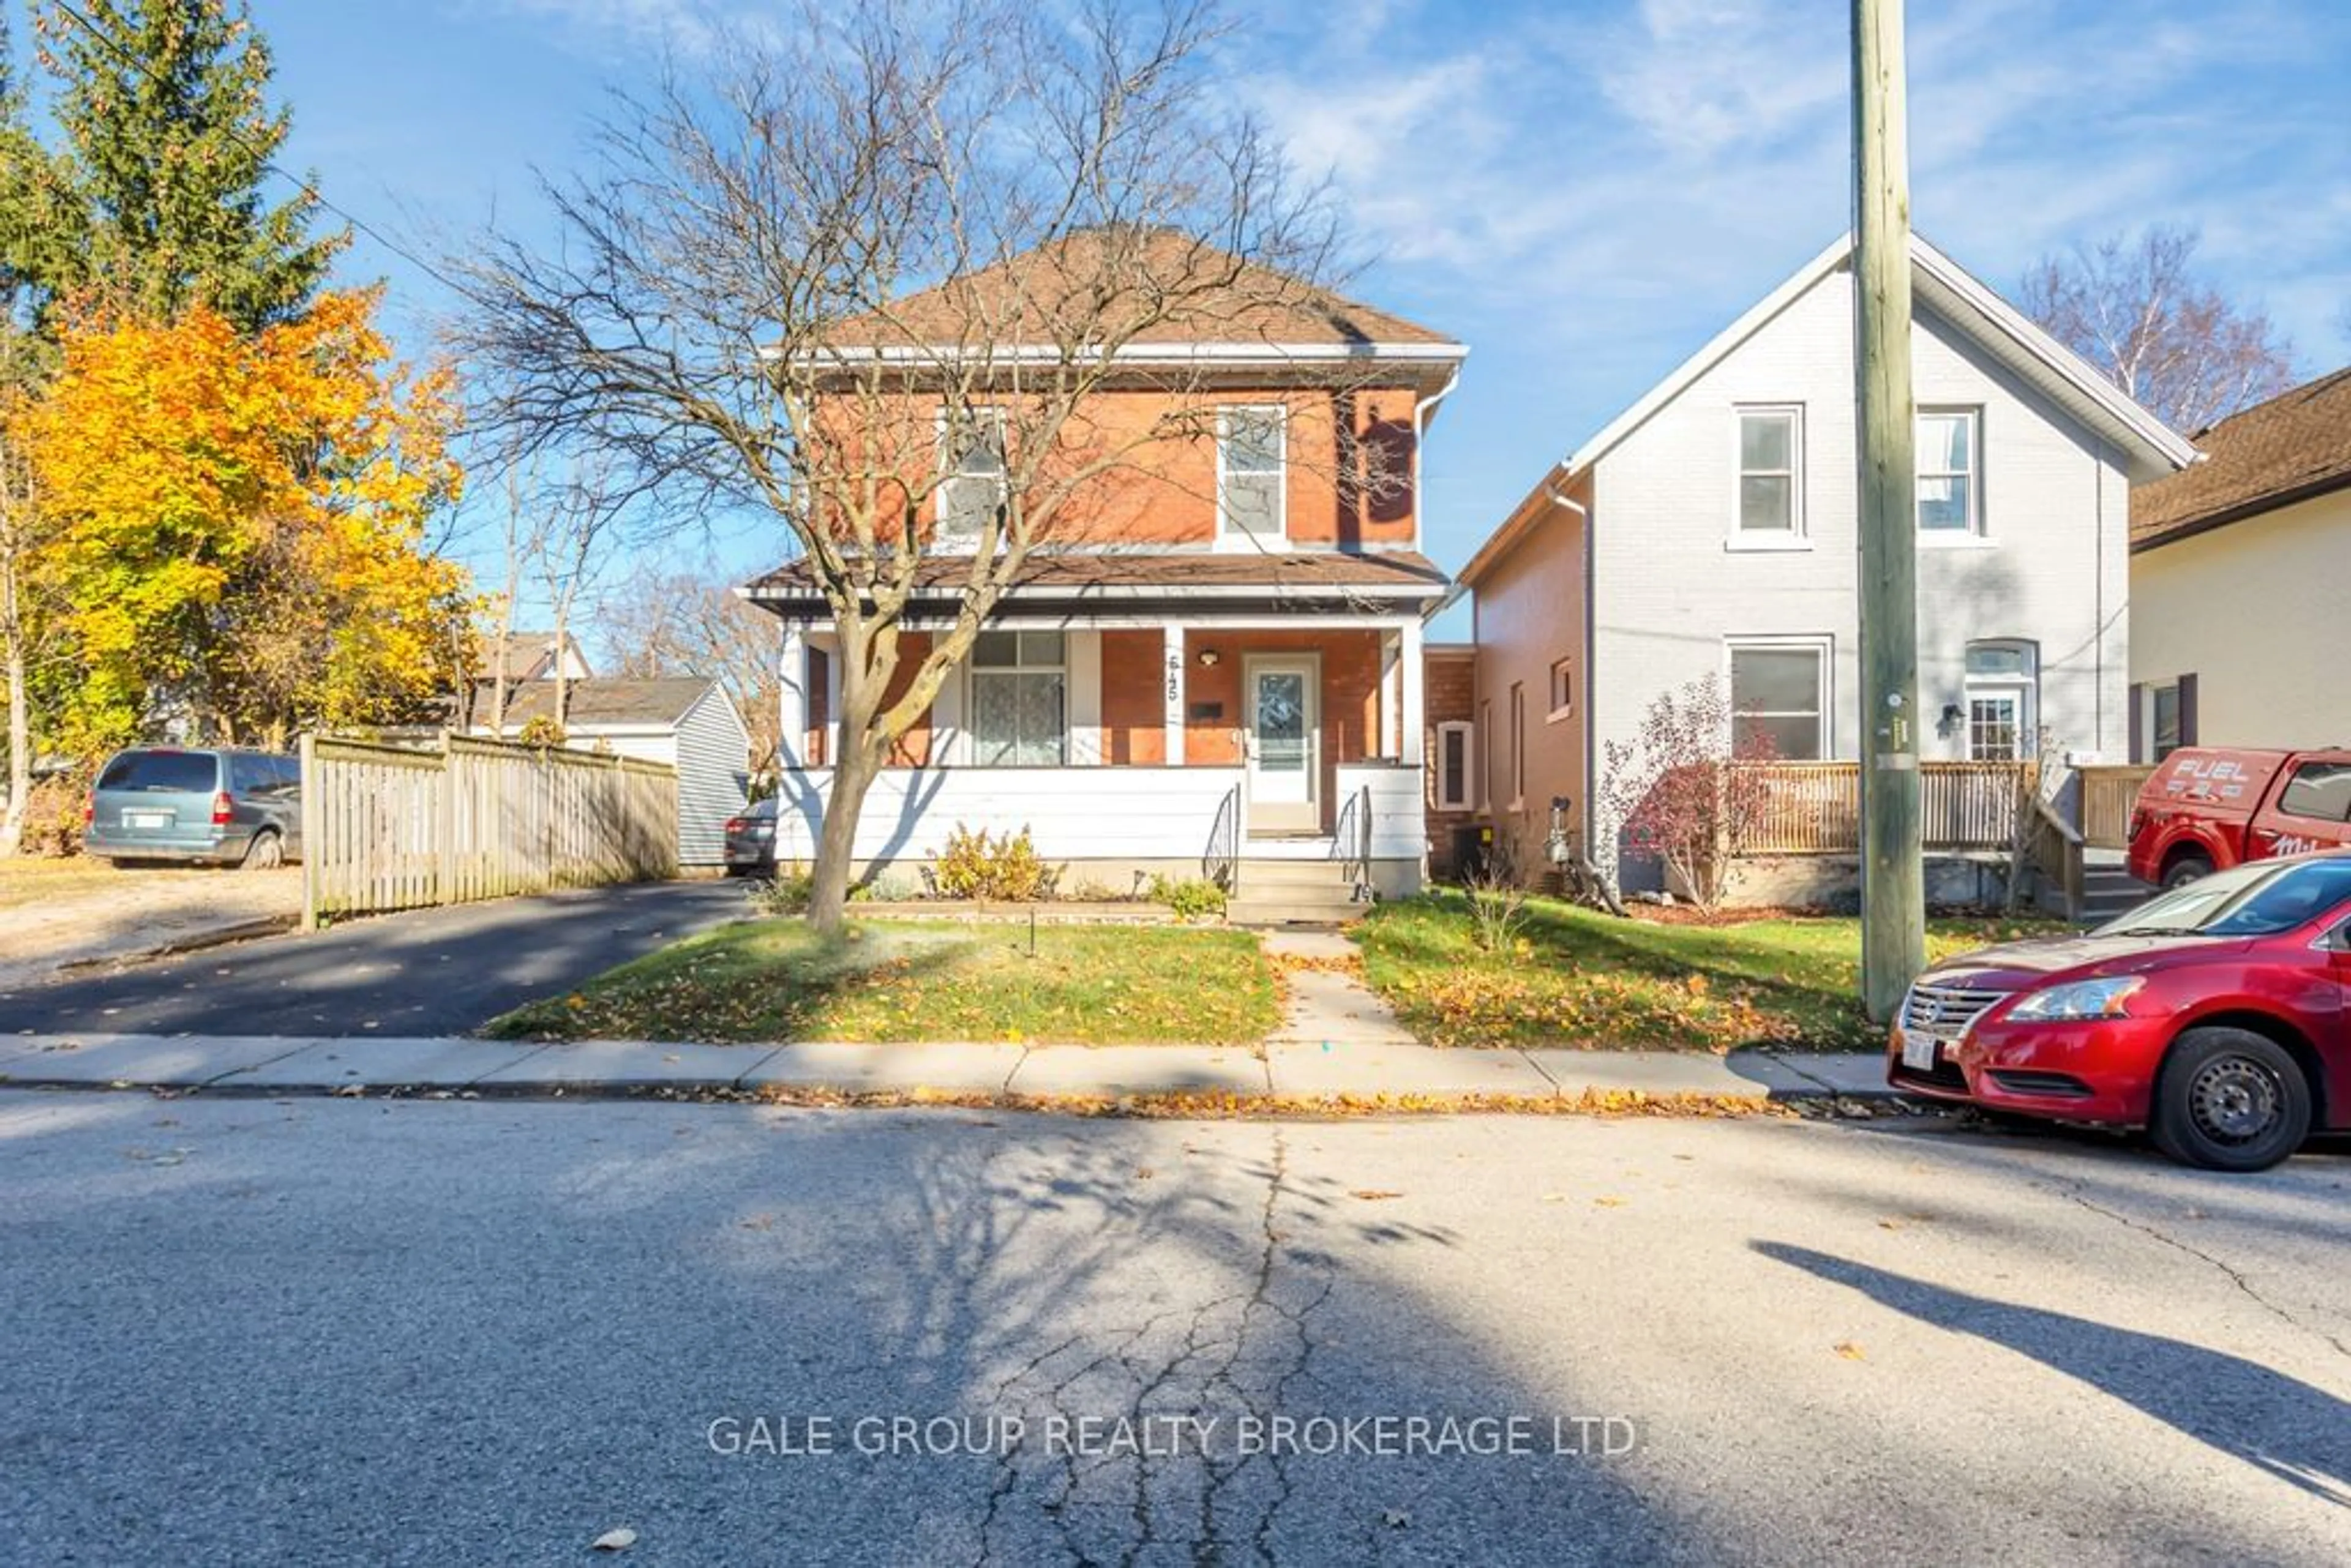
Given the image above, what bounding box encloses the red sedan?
[1888,852,2351,1171]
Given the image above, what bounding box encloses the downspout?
[1409,364,1463,554]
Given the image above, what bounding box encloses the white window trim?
[1724,634,1835,760]
[1477,700,1492,812]
[1731,404,1805,546]
[1916,406,1984,541]
[935,405,1007,553]
[1435,720,1474,811]
[1961,639,2037,761]
[1216,403,1288,547]
[964,630,1068,768]
[1508,681,1526,811]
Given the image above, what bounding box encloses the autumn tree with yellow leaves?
[31,288,468,751]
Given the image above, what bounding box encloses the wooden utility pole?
[1853,0,1925,1021]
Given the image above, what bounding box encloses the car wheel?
[2150,1028,2311,1172]
[240,831,285,871]
[2161,853,2214,890]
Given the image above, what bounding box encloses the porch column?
[1379,628,1403,759]
[778,625,810,770]
[1162,623,1186,765]
[1398,618,1425,766]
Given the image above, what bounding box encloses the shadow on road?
[1755,1240,2351,1508]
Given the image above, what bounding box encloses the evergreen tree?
[32,0,342,330]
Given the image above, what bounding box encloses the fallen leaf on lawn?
[1834,1341,1866,1361]
[1349,1190,1404,1201]
[591,1526,638,1551]
[1877,1219,1900,1230]
[1593,1196,1625,1208]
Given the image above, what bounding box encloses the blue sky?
[247,0,2351,625]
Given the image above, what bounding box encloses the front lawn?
[1357,891,2062,1052]
[486,919,1280,1046]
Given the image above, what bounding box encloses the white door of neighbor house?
[1245,656,1319,833]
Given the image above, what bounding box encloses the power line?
[46,0,475,300]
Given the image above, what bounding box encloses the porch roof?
[743,548,1450,622]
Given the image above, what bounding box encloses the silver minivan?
[84,748,304,868]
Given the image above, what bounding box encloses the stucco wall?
[2129,487,2351,749]
[1470,471,1588,876]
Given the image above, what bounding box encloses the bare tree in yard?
[452,0,1355,931]
[2021,224,2297,435]
[1600,677,1779,913]
[598,560,784,787]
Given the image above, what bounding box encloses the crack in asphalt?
[967,1127,1334,1567]
[2054,1184,2351,1361]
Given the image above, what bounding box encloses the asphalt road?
[2,1097,2344,1565]
[0,881,747,1038]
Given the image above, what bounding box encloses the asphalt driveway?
[0,880,746,1038]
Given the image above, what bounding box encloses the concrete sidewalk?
[0,1030,1900,1106]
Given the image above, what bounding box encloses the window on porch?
[970,631,1066,765]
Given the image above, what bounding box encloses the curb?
[0,1071,1913,1117]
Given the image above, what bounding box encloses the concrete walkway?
[0,1030,1899,1105]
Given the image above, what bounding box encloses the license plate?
[1900,1032,1943,1071]
[123,810,170,830]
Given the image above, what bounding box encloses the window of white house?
[1736,407,1802,536]
[1918,409,1980,534]
[1962,640,2036,761]
[1548,656,1574,720]
[1436,721,1474,811]
[968,629,1065,766]
[1729,641,1828,759]
[1218,405,1286,541]
[937,407,1007,550]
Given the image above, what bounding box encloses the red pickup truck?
[2127,747,2351,888]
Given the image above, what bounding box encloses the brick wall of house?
[1099,631,1167,765]
[1423,646,1477,877]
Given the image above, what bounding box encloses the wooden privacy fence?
[1743,761,2030,854]
[299,732,677,927]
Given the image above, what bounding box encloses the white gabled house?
[1456,233,2198,896]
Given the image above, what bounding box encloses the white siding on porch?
[773,765,1244,865]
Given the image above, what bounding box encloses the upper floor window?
[1918,408,1980,534]
[1218,405,1286,542]
[1736,406,1802,536]
[968,630,1065,766]
[937,406,1007,551]
[1548,656,1574,721]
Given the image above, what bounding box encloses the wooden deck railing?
[2078,764,2156,850]
[1742,761,2029,854]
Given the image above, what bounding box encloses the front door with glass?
[1245,656,1319,833]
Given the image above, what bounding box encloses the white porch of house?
[769,617,1431,905]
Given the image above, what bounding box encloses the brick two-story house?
[744,236,1464,916]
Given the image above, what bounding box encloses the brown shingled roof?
[476,678,718,728]
[816,228,1457,353]
[2132,368,2351,551]
[745,549,1449,602]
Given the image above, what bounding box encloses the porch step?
[1235,858,1358,891]
[1227,895,1362,928]
[2077,869,2152,922]
[1228,858,1362,927]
